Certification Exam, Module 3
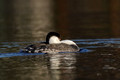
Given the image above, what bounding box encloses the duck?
[21,32,80,53]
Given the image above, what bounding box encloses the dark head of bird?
[46,32,60,44]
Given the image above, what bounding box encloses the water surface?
[1,0,120,80]
[0,39,120,80]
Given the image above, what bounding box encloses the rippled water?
[1,0,120,80]
[0,39,120,80]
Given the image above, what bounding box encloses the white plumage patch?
[49,36,61,44]
[61,40,77,45]
[49,36,77,46]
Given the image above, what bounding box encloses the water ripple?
[0,38,120,58]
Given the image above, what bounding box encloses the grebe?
[22,32,79,53]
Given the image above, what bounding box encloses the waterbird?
[21,32,80,53]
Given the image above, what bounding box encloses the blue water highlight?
[0,53,45,58]
[1,38,120,58]
[0,48,91,58]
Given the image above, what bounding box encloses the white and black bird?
[22,32,79,53]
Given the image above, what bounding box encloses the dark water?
[1,0,120,80]
[0,39,120,80]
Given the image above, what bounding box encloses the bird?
[21,32,80,53]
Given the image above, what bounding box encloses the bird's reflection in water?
[46,53,77,80]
